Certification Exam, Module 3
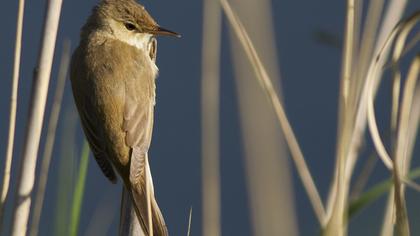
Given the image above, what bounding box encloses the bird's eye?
[124,23,136,31]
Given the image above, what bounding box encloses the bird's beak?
[149,26,181,38]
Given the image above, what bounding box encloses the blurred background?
[0,0,420,235]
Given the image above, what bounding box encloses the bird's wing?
[123,92,154,155]
[123,37,158,162]
[78,104,118,183]
[123,38,168,236]
[70,47,117,183]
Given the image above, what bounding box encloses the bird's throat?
[120,33,159,76]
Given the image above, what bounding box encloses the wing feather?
[70,46,117,183]
[123,37,157,153]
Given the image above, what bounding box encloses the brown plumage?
[70,0,179,235]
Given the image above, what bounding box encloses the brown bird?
[69,0,179,235]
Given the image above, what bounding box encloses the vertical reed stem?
[201,0,222,235]
[29,40,71,236]
[10,0,63,234]
[0,0,26,228]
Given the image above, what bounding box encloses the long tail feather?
[130,178,168,236]
[129,150,168,236]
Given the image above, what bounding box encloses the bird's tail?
[129,152,168,236]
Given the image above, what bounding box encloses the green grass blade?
[54,110,77,236]
[69,140,89,236]
[349,167,420,218]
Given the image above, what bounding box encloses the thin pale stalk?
[221,0,324,224]
[350,153,378,199]
[330,7,414,224]
[393,56,420,236]
[351,0,384,110]
[389,18,420,235]
[324,0,357,234]
[119,187,144,236]
[366,71,393,168]
[401,32,420,57]
[227,0,298,232]
[84,190,116,236]
[391,162,409,236]
[403,179,420,192]
[187,207,192,236]
[377,4,414,232]
[393,22,420,175]
[351,12,420,178]
[375,0,408,52]
[145,156,152,236]
[381,86,420,233]
[381,192,395,236]
[379,12,420,236]
[393,33,420,166]
[343,0,408,185]
[0,0,25,228]
[351,0,362,84]
[361,19,413,169]
[390,67,401,163]
[341,0,356,105]
[29,40,71,236]
[390,14,419,169]
[10,0,63,234]
[201,0,221,235]
[405,88,420,166]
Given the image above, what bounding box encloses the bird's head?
[83,0,180,49]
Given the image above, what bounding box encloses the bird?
[69,0,179,235]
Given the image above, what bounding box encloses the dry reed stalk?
[366,12,420,174]
[406,88,420,164]
[363,11,420,235]
[393,55,420,236]
[119,187,144,236]
[10,0,63,234]
[374,13,420,235]
[350,0,362,87]
[350,0,384,111]
[400,86,420,192]
[349,153,378,199]
[186,207,192,236]
[323,0,358,234]
[342,0,408,183]
[225,0,300,231]
[362,25,419,169]
[341,0,356,106]
[339,3,409,233]
[381,192,395,236]
[402,32,420,56]
[391,161,409,236]
[145,156,152,236]
[391,18,420,167]
[221,0,320,231]
[29,40,71,236]
[201,0,222,235]
[84,190,116,236]
[341,0,407,185]
[365,31,398,170]
[0,0,26,228]
[380,87,419,234]
[325,2,409,235]
[375,0,408,54]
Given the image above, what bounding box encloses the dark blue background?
[1,0,420,235]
